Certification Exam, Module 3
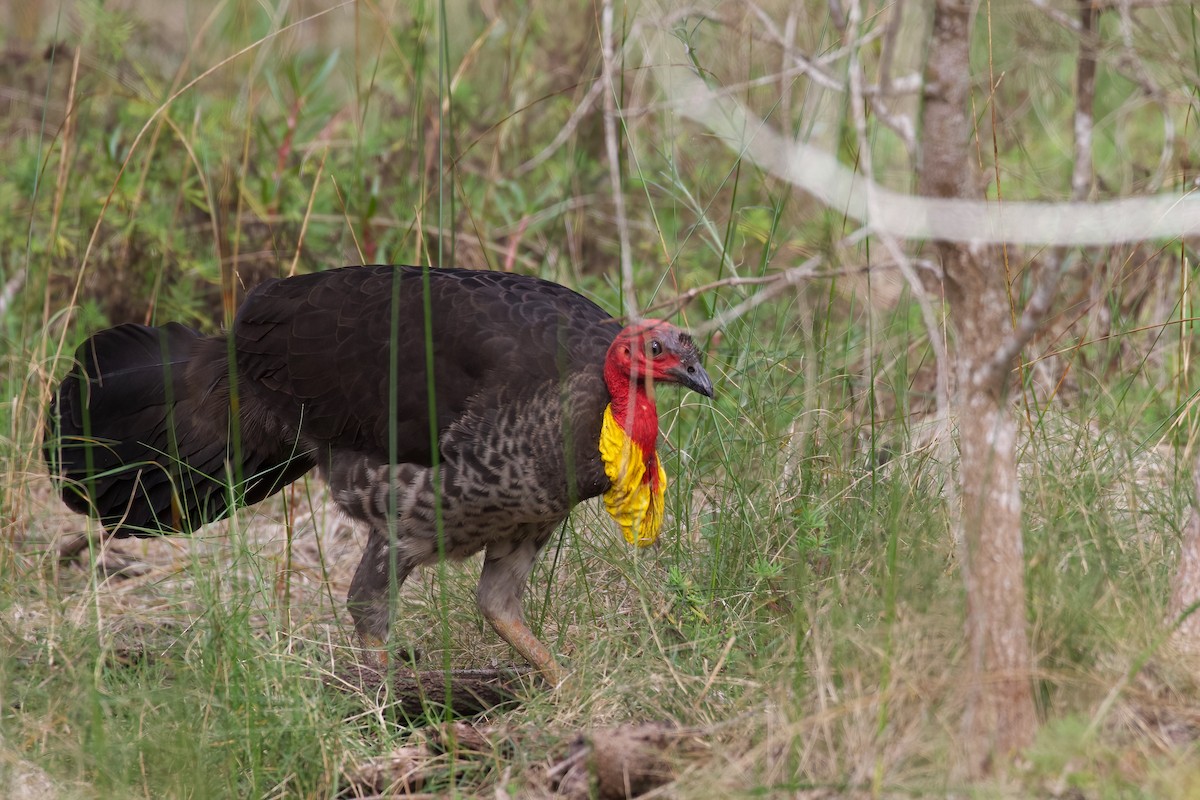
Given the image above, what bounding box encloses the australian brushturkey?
[44,265,713,683]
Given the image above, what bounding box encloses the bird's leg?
[348,524,417,671]
[59,531,148,579]
[477,533,562,686]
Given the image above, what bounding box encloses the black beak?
[668,361,715,398]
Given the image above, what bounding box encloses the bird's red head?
[603,320,714,445]
[604,320,713,399]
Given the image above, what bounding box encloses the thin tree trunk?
[919,0,1038,774]
[1167,457,1200,652]
[953,273,1037,773]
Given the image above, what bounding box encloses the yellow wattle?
[598,404,666,547]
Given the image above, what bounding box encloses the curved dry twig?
[692,256,822,336]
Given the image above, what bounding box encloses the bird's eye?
[650,340,662,357]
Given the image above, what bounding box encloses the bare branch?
[869,0,918,153]
[643,0,1200,246]
[1031,0,1179,187]
[692,256,823,336]
[827,0,917,155]
[745,0,845,92]
[1028,0,1081,32]
[877,0,906,93]
[630,1,922,132]
[622,63,843,118]
[0,270,25,321]
[780,8,797,124]
[1071,0,1097,200]
[866,96,917,156]
[601,0,638,318]
[845,0,949,432]
[980,0,1093,388]
[645,257,942,321]
[868,72,923,96]
[645,274,786,318]
[978,253,1076,389]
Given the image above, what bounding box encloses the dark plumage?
[44,265,713,682]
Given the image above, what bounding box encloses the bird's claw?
[357,635,420,673]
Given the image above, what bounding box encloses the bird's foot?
[485,613,564,688]
[59,534,149,580]
[356,635,421,673]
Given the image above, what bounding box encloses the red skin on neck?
[604,346,661,490]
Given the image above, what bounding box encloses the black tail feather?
[44,323,314,536]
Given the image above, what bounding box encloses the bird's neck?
[605,370,660,476]
[599,362,667,546]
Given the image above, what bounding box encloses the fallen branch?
[550,722,707,800]
[329,664,532,719]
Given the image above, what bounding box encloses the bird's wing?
[230,266,620,469]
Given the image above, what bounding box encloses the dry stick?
[601,0,638,318]
[644,259,940,321]
[780,8,796,125]
[1071,0,1098,203]
[643,273,792,317]
[47,45,81,244]
[744,0,846,90]
[288,148,330,278]
[693,256,823,337]
[867,0,917,155]
[329,175,367,264]
[752,0,915,149]
[842,0,951,445]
